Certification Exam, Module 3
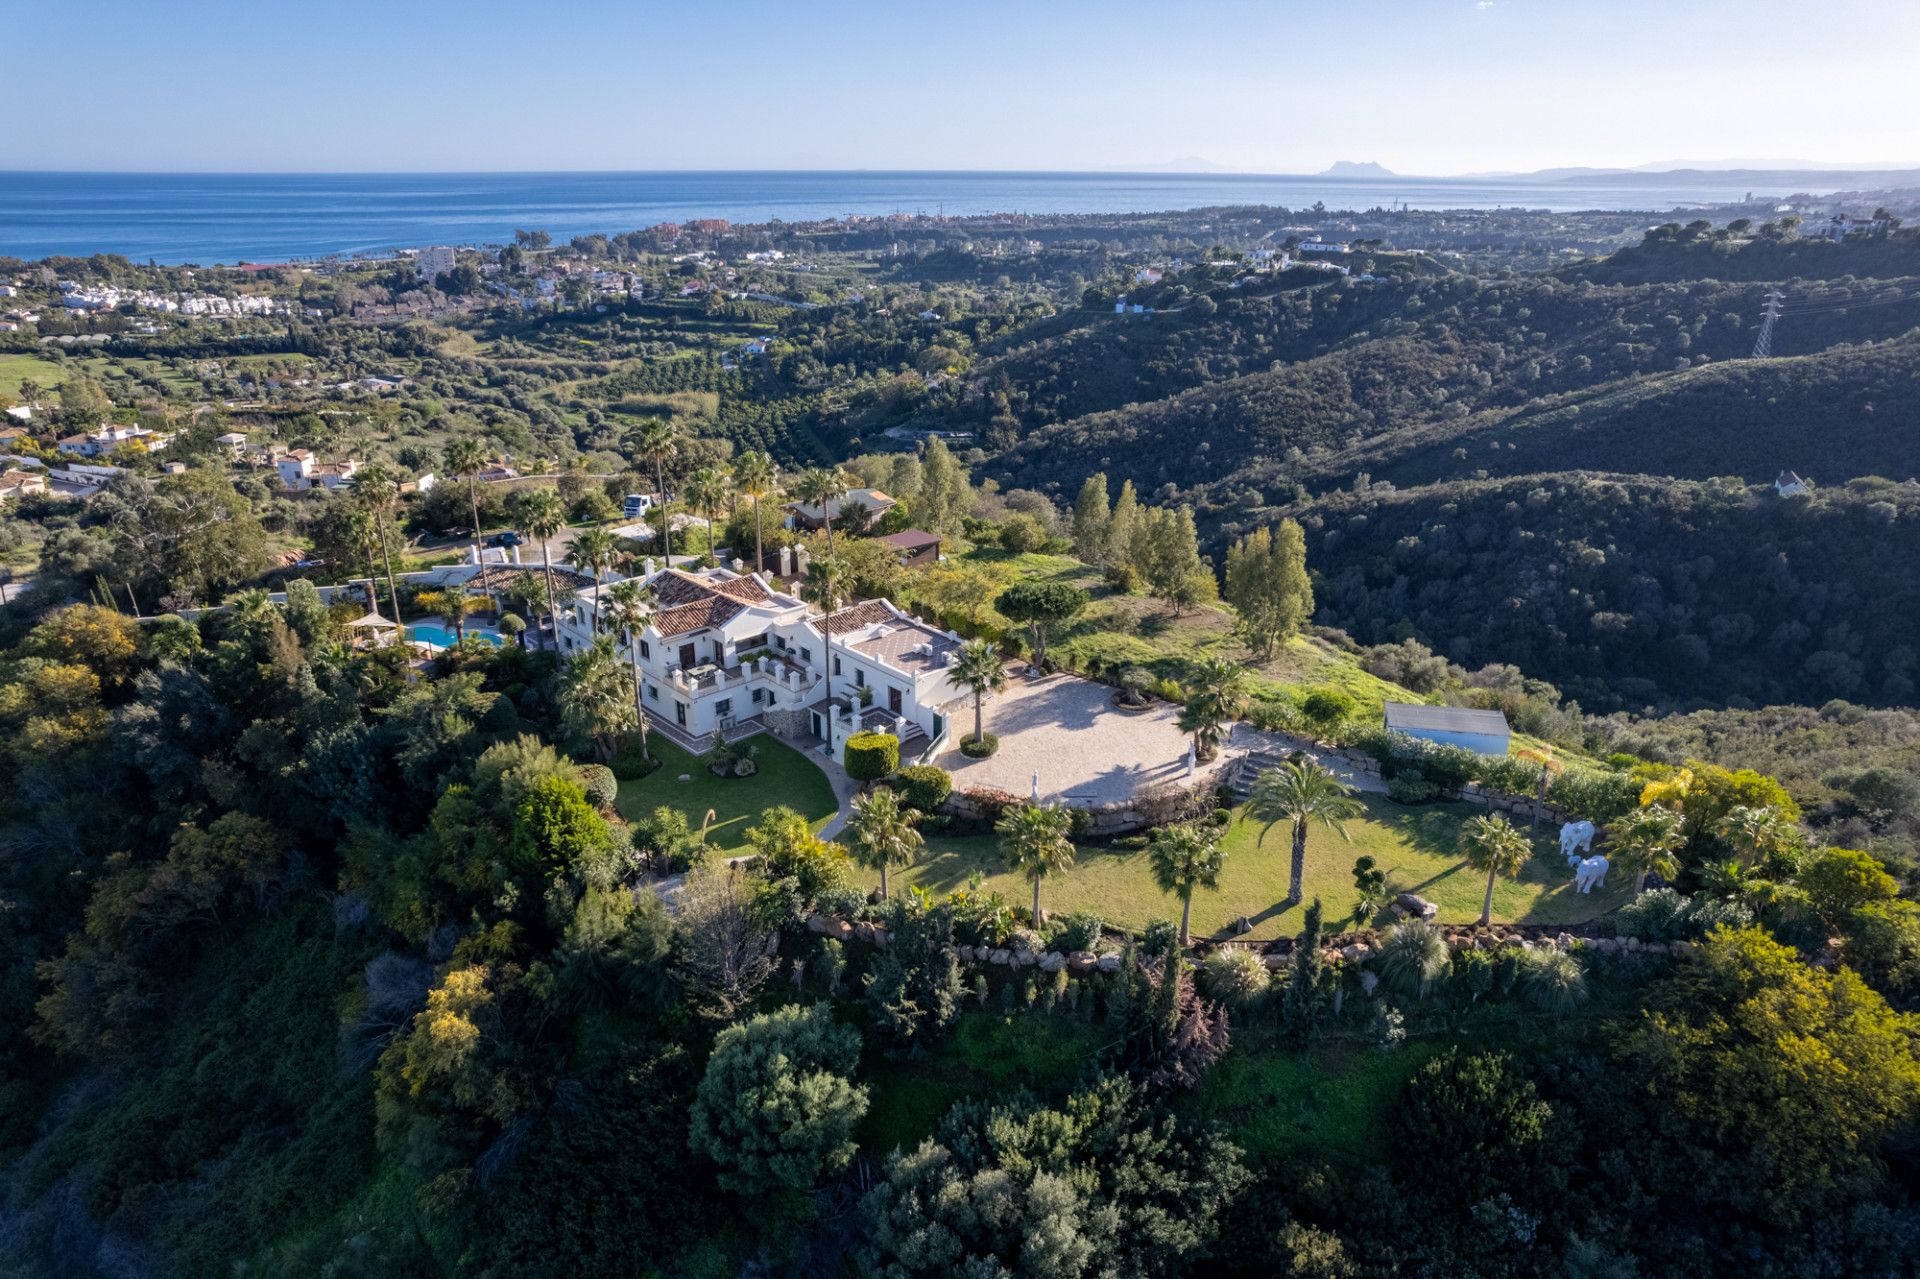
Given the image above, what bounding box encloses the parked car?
[487,530,523,548]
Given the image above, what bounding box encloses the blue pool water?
[410,623,502,648]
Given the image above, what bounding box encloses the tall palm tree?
[342,505,383,614]
[518,488,567,638]
[602,577,655,763]
[443,434,489,567]
[630,417,682,559]
[731,450,778,573]
[1459,812,1531,927]
[1176,657,1247,762]
[566,525,619,631]
[846,785,924,899]
[1149,823,1227,945]
[996,802,1076,927]
[1608,804,1686,893]
[792,467,850,554]
[949,637,1006,748]
[559,635,638,762]
[801,554,847,735]
[351,463,405,639]
[1249,756,1365,906]
[683,466,730,565]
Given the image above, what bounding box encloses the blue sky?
[8,0,1918,173]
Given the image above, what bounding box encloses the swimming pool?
[409,622,504,648]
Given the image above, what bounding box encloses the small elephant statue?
[1559,820,1595,860]
[1574,855,1610,894]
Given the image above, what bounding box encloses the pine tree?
[1072,473,1111,563]
[1281,898,1328,1041]
[1224,520,1314,659]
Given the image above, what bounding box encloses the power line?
[1752,288,1784,358]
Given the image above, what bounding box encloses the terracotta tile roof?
[813,598,896,635]
[651,596,741,637]
[464,564,594,592]
[711,575,773,603]
[648,569,723,608]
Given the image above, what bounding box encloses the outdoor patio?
[931,670,1230,805]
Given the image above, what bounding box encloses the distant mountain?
[1320,160,1395,178]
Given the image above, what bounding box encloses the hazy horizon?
[9,0,1918,175]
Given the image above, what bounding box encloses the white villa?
[553,562,967,763]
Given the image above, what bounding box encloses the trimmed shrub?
[894,764,953,813]
[844,732,900,784]
[577,763,620,811]
[959,732,999,759]
[610,739,663,781]
[1300,688,1357,733]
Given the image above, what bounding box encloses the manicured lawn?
[859,1011,1108,1156]
[613,736,837,856]
[899,795,1628,939]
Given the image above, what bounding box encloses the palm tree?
[505,574,549,643]
[846,785,924,899]
[731,450,778,573]
[792,467,850,553]
[1175,657,1246,762]
[683,466,731,564]
[351,463,405,639]
[518,488,567,637]
[1608,804,1686,893]
[559,636,639,762]
[602,577,655,763]
[566,525,619,630]
[996,802,1076,927]
[1249,756,1365,906]
[800,554,847,733]
[341,505,383,613]
[630,417,681,559]
[1149,823,1227,945]
[1459,812,1531,927]
[417,587,475,642]
[949,637,1007,748]
[443,435,489,567]
[1716,804,1793,867]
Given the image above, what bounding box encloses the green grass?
[859,1010,1108,1156]
[1189,1036,1435,1162]
[899,795,1627,939]
[614,736,837,856]
[0,353,68,400]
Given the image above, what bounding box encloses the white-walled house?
[553,564,967,761]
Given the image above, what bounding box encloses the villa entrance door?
[679,642,697,669]
[888,686,903,713]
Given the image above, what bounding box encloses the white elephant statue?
[1574,855,1610,894]
[1559,820,1595,860]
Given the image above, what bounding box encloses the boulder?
[1068,951,1098,975]
[829,919,855,942]
[1012,949,1038,968]
[1393,892,1438,921]
[989,948,1012,966]
[805,914,830,934]
[1262,952,1289,970]
[1039,952,1067,974]
[1341,943,1371,962]
[1097,953,1122,973]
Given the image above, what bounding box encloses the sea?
[0,168,1887,266]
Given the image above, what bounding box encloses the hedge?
[894,764,953,813]
[844,731,900,784]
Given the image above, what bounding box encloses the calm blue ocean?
[0,168,1836,265]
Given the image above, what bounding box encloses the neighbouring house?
[162,460,189,475]
[0,469,48,500]
[1298,239,1351,254]
[275,449,317,489]
[1799,214,1896,242]
[56,424,174,457]
[0,424,28,443]
[552,563,964,762]
[1383,702,1512,757]
[4,405,30,423]
[1133,266,1164,284]
[1774,469,1811,497]
[784,486,897,533]
[313,460,361,491]
[875,528,942,569]
[476,461,519,482]
[215,431,249,456]
[399,471,436,496]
